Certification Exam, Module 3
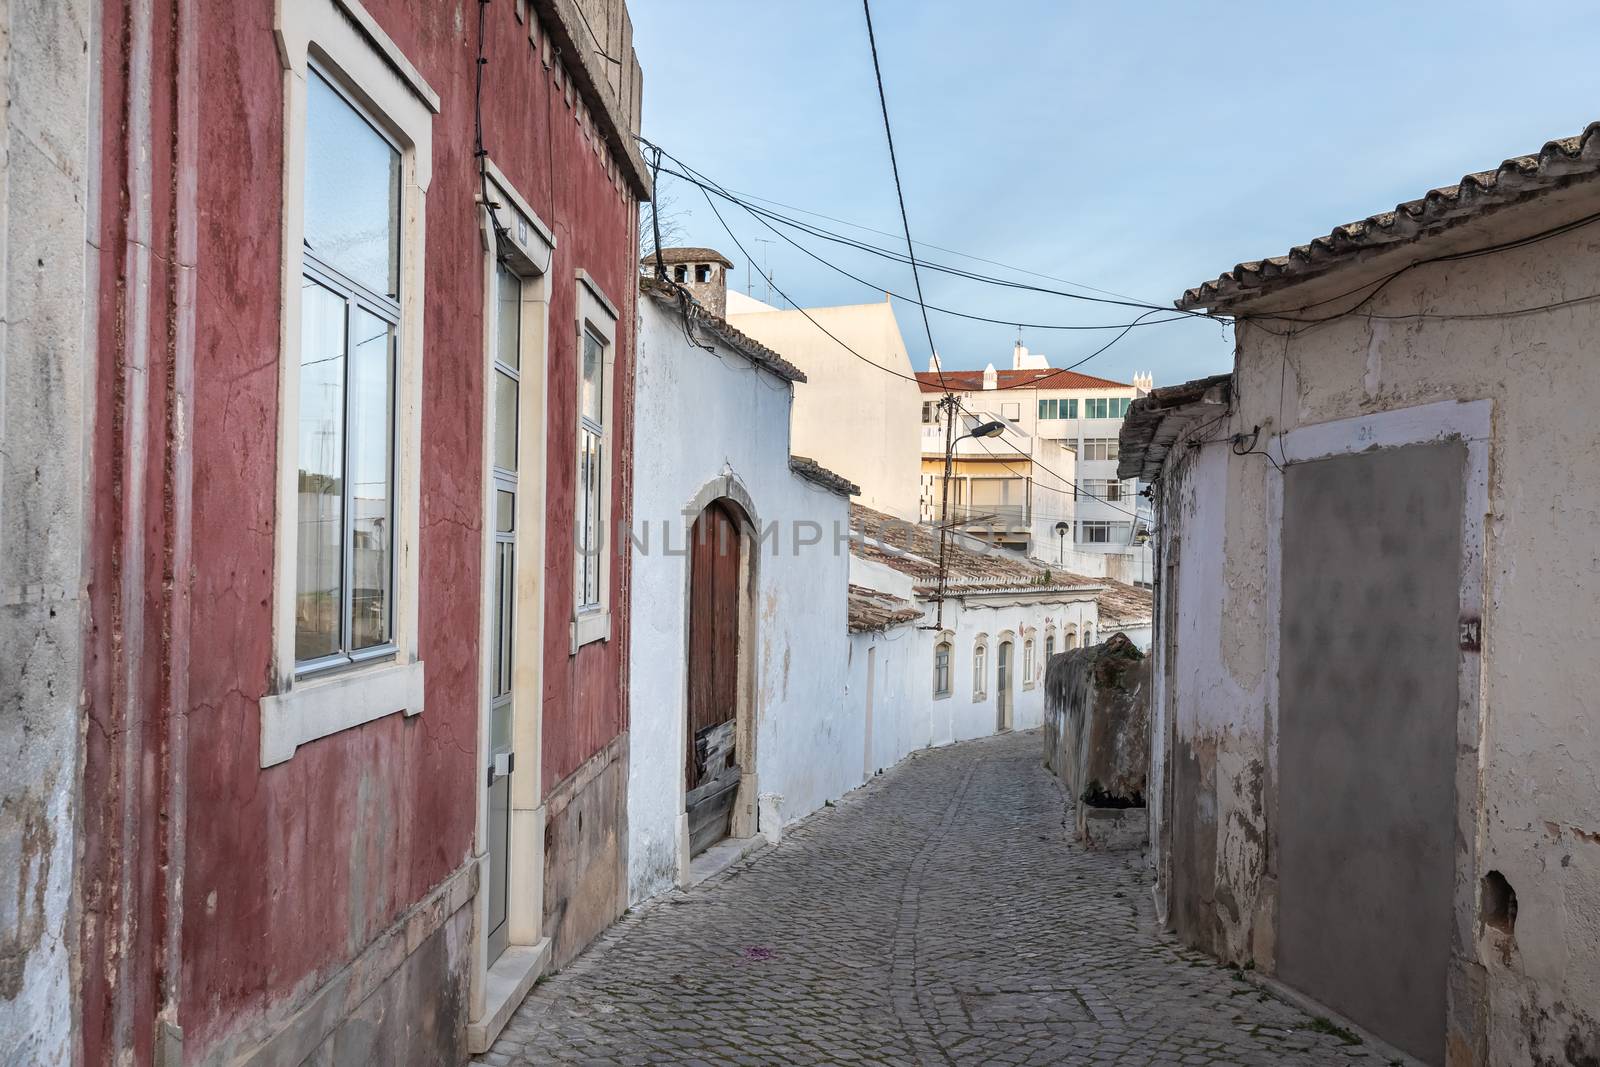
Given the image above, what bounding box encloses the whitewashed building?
[628,278,857,904]
[726,288,923,520]
[848,503,1105,747]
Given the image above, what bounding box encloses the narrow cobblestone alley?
[483,731,1384,1066]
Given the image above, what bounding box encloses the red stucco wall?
[81,1,638,1062]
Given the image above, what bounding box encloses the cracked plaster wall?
[1167,181,1600,1064]
[0,0,93,1062]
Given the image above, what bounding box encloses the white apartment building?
[916,344,1154,583]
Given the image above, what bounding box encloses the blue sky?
[631,1,1600,388]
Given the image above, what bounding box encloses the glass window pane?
[494,369,518,471]
[349,307,394,650]
[496,265,520,370]
[305,69,400,298]
[496,489,515,534]
[578,430,603,607]
[581,330,604,428]
[493,542,514,704]
[296,280,347,661]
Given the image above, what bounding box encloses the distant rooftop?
[849,503,1101,599]
[643,246,734,269]
[914,367,1130,394]
[847,585,922,634]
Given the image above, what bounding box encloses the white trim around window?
[570,271,618,652]
[972,634,989,701]
[261,0,435,767]
[933,631,954,700]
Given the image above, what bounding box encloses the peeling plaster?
[1167,191,1600,1063]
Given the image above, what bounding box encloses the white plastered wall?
[726,298,922,520]
[627,297,851,905]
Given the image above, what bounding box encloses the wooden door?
[686,501,741,855]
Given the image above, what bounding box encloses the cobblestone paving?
[484,730,1385,1066]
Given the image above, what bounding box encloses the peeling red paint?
[79,1,640,1062]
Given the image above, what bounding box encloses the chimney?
[1133,371,1154,396]
[642,247,733,319]
[982,362,998,390]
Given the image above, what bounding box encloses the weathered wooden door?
[686,501,741,856]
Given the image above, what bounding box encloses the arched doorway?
[996,638,1014,731]
[686,499,744,856]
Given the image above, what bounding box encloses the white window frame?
[1023,636,1036,690]
[571,271,619,652]
[972,636,989,701]
[260,0,438,768]
[933,635,953,699]
[470,158,556,1043]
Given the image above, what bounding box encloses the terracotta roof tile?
[1181,121,1600,311]
[789,456,859,497]
[849,503,1099,597]
[915,368,1130,394]
[642,246,734,268]
[640,278,806,384]
[847,585,923,633]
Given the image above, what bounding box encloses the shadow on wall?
[1042,633,1150,851]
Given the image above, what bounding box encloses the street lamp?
[932,408,1008,627]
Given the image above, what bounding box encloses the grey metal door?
[1278,442,1463,1065]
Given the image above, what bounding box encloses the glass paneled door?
[487,264,521,962]
[997,640,1014,731]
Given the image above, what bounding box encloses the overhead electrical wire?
[859,0,947,393]
[645,146,1200,323]
[708,182,1159,306]
[650,157,1192,335]
[692,179,931,389]
[952,399,1148,523]
[643,136,1600,350]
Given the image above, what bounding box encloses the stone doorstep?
[686,835,767,888]
[1239,969,1429,1067]
[467,939,552,1054]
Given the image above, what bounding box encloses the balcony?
[941,502,1030,528]
[920,412,1032,459]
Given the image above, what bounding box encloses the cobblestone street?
[483,730,1383,1066]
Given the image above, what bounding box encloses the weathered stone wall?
[1043,635,1150,849]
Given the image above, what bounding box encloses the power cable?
[647,137,1600,340]
[859,0,947,393]
[693,181,930,389]
[711,183,1161,306]
[951,399,1148,523]
[643,145,1175,385]
[1216,208,1600,329]
[652,158,1192,335]
[647,148,1199,321]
